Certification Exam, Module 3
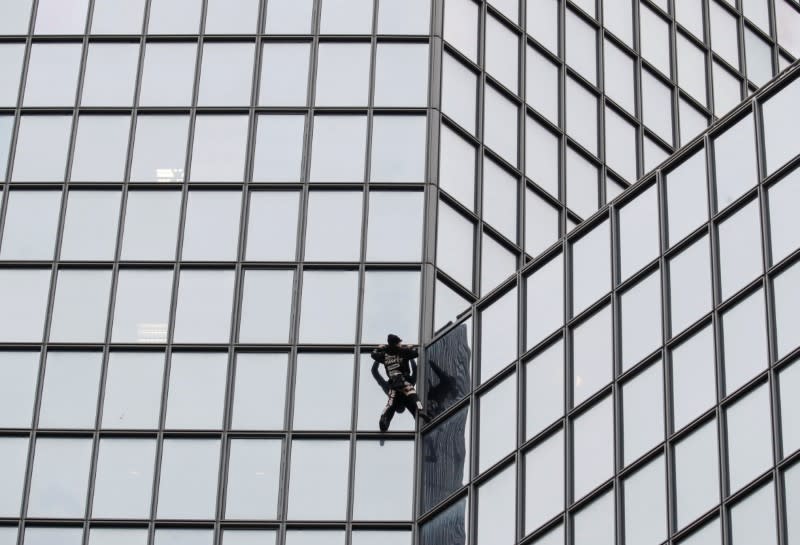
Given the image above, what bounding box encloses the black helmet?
[387,333,402,346]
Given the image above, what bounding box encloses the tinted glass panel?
[112,270,172,344]
[671,325,717,432]
[259,44,310,106]
[298,271,358,343]
[478,374,516,472]
[573,395,613,500]
[197,43,255,106]
[293,353,353,430]
[101,352,164,429]
[524,429,564,533]
[91,438,156,518]
[310,116,367,182]
[253,114,305,182]
[353,440,414,520]
[239,270,294,343]
[60,191,121,260]
[157,439,220,519]
[420,406,470,512]
[190,115,248,182]
[121,191,182,260]
[225,439,282,519]
[38,352,101,429]
[0,269,51,342]
[287,440,349,520]
[81,44,139,106]
[182,191,241,260]
[0,352,39,428]
[139,43,197,106]
[12,116,72,182]
[165,353,227,429]
[675,419,720,529]
[231,353,288,430]
[622,360,664,465]
[1,190,61,260]
[49,270,112,343]
[0,437,28,517]
[371,115,427,182]
[130,116,189,182]
[27,438,92,517]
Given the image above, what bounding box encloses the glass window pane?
[744,28,772,86]
[320,0,373,33]
[139,43,197,107]
[566,147,599,219]
[434,279,470,330]
[774,260,800,359]
[378,0,430,34]
[768,168,800,265]
[0,352,39,428]
[315,43,370,107]
[92,438,156,518]
[565,10,596,84]
[787,461,800,542]
[671,325,717,432]
[718,199,762,301]
[761,64,799,175]
[641,4,670,75]
[779,361,800,456]
[0,44,24,107]
[352,531,410,545]
[182,191,241,260]
[1,190,61,260]
[253,114,305,182]
[622,360,665,465]
[231,353,287,430]
[12,115,71,182]
[526,252,563,350]
[0,437,28,517]
[287,440,349,520]
[310,115,367,182]
[713,113,757,210]
[573,395,613,500]
[619,185,659,281]
[573,489,614,545]
[91,0,145,33]
[679,97,708,146]
[198,43,254,106]
[676,33,708,106]
[677,518,721,545]
[28,438,92,517]
[620,269,662,372]
[439,125,476,209]
[367,191,423,261]
[566,78,598,156]
[121,191,182,260]
[225,439,281,519]
[423,318,472,421]
[362,271,420,344]
[729,481,778,545]
[675,419,720,529]
[154,530,213,545]
[643,135,669,173]
[604,40,635,115]
[420,406,471,512]
[88,529,147,545]
[641,70,673,144]
[353,440,414,520]
[722,289,768,394]
[111,270,172,344]
[190,115,248,182]
[71,116,130,182]
[38,352,101,428]
[157,439,220,519]
[484,85,518,165]
[374,43,428,106]
[165,353,227,429]
[713,61,741,116]
[525,339,563,439]
[476,464,515,544]
[205,0,259,33]
[34,0,88,33]
[299,270,358,343]
[0,0,33,34]
[669,235,712,336]
[25,528,82,545]
[480,233,516,295]
[666,148,708,246]
[483,158,517,241]
[130,116,189,183]
[245,191,299,260]
[101,352,164,429]
[61,191,120,261]
[527,0,557,53]
[371,115,427,183]
[486,15,518,92]
[605,106,637,182]
[50,270,112,342]
[572,304,612,406]
[726,383,773,492]
[480,288,517,382]
[526,115,559,197]
[478,374,516,472]
[147,0,201,34]
[173,270,235,343]
[239,270,294,343]
[623,455,667,545]
[525,186,559,257]
[259,43,310,106]
[81,43,138,106]
[264,0,313,34]
[0,269,50,342]
[419,497,469,545]
[286,532,344,545]
[524,429,563,533]
[222,531,277,545]
[571,219,611,316]
[526,45,558,124]
[444,0,478,60]
[437,202,474,289]
[442,54,477,134]
[0,116,11,179]
[293,353,353,430]
[305,191,362,261]
[604,0,633,45]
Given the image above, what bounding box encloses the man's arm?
[407,358,418,385]
[400,344,419,360]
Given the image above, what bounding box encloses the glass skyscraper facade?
[0,0,797,544]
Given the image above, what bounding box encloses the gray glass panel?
[571,219,610,316]
[677,518,721,545]
[38,352,101,428]
[566,78,598,156]
[525,339,563,439]
[423,321,472,421]
[434,279,470,331]
[81,44,138,106]
[1,190,61,260]
[483,158,517,242]
[374,43,428,106]
[245,191,299,260]
[225,439,281,519]
[362,271,420,344]
[253,114,305,182]
[484,85,518,165]
[34,0,88,33]
[222,530,277,545]
[671,325,716,432]
[565,9,596,84]
[298,270,358,343]
[0,0,32,34]
[130,116,189,182]
[287,440,349,520]
[367,191,423,261]
[111,270,172,344]
[605,106,637,182]
[604,0,633,45]
[444,0,478,61]
[139,43,197,106]
[641,70,673,144]
[264,0,313,33]
[780,361,800,456]
[198,43,254,106]
[640,4,670,75]
[91,438,156,518]
[527,0,557,53]
[573,489,614,545]
[478,374,516,472]
[526,44,558,124]
[293,353,353,430]
[285,532,344,545]
[442,54,477,134]
[353,440,414,520]
[0,437,28,517]
[485,15,518,92]
[27,438,92,517]
[190,115,248,182]
[0,352,39,428]
[24,528,82,545]
[157,439,220,519]
[669,235,712,336]
[713,113,757,209]
[437,203,474,289]
[762,68,799,175]
[524,429,564,533]
[768,168,800,265]
[0,269,50,342]
[439,125,476,209]
[352,531,411,545]
[371,115,427,182]
[419,497,469,545]
[173,270,235,343]
[525,186,559,257]
[101,352,164,429]
[420,406,470,512]
[666,148,708,246]
[727,384,773,492]
[572,305,612,406]
[676,33,707,106]
[88,529,148,545]
[566,147,599,219]
[320,0,372,33]
[675,419,720,529]
[121,191,181,259]
[231,353,287,430]
[165,353,227,429]
[147,0,201,34]
[604,40,635,114]
[0,44,24,106]
[310,115,367,182]
[718,199,762,301]
[623,455,667,545]
[729,481,777,545]
[480,288,517,382]
[573,395,613,500]
[526,115,559,197]
[0,116,11,179]
[304,190,362,261]
[773,259,800,359]
[526,253,563,350]
[49,270,111,342]
[620,271,662,372]
[679,98,708,146]
[12,115,71,182]
[744,27,772,86]
[776,0,800,56]
[786,462,800,543]
[259,43,310,106]
[722,289,768,394]
[713,61,741,116]
[480,234,515,295]
[205,0,259,33]
[623,360,664,465]
[61,191,120,261]
[709,1,738,67]
[315,43,370,107]
[476,464,515,544]
[91,0,145,33]
[181,191,241,260]
[377,0,430,34]
[154,530,213,545]
[239,270,294,343]
[619,184,659,281]
[71,116,130,182]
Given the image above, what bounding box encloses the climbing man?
[371,333,430,431]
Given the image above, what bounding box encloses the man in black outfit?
[371,333,430,431]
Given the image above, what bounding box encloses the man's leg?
[400,383,430,422]
[379,389,400,431]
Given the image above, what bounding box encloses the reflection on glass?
[231,353,287,430]
[156,439,220,519]
[298,270,358,343]
[0,352,39,428]
[572,305,612,407]
[165,353,227,429]
[722,289,768,394]
[524,429,563,533]
[0,437,28,517]
[671,325,716,432]
[60,191,121,260]
[130,116,189,182]
[623,455,667,544]
[478,374,516,472]
[181,191,241,260]
[479,287,517,382]
[293,353,353,430]
[245,191,299,260]
[353,440,414,520]
[287,440,349,520]
[620,270,662,372]
[421,406,470,513]
[622,360,664,465]
[173,270,235,343]
[477,464,515,544]
[362,271,420,344]
[259,44,310,106]
[38,352,101,429]
[419,496,468,545]
[0,269,51,342]
[49,270,112,342]
[729,481,777,545]
[102,352,164,429]
[573,489,614,545]
[12,115,72,182]
[424,321,472,419]
[91,438,156,518]
[675,419,720,529]
[726,384,772,493]
[112,270,173,344]
[225,439,281,519]
[121,191,182,259]
[573,395,613,500]
[239,270,294,343]
[357,353,414,431]
[27,438,92,517]
[253,115,305,182]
